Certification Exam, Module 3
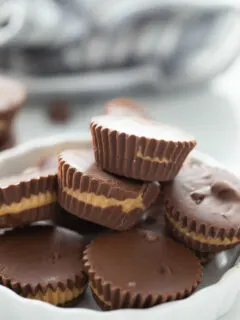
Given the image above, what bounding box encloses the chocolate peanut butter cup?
[0,77,27,136]
[0,225,88,306]
[163,166,240,253]
[83,229,202,310]
[58,149,159,230]
[0,132,16,151]
[104,97,146,118]
[90,115,196,181]
[0,155,58,228]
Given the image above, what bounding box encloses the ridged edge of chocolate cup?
[83,245,202,310]
[0,203,56,228]
[164,200,240,253]
[0,174,57,228]
[90,120,196,181]
[58,155,159,231]
[0,273,88,306]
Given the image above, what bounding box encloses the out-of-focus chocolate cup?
[0,77,27,138]
[90,114,196,181]
[0,132,16,151]
[0,156,58,228]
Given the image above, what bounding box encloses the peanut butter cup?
[83,229,202,310]
[164,166,240,252]
[58,149,159,230]
[0,155,58,227]
[0,225,88,306]
[0,132,16,151]
[90,114,196,181]
[0,77,27,137]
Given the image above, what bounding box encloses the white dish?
[0,133,239,320]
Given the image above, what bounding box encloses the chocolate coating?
[58,149,159,230]
[59,149,156,199]
[84,230,202,309]
[164,166,240,230]
[92,115,194,142]
[91,115,196,181]
[0,155,58,228]
[0,225,87,290]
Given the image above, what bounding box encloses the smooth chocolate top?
[0,225,86,287]
[59,149,159,199]
[86,230,201,296]
[164,166,240,229]
[104,98,146,117]
[0,155,58,188]
[0,77,26,111]
[92,115,195,142]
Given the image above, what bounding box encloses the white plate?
[0,133,239,320]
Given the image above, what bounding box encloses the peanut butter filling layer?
[166,212,239,245]
[0,191,56,216]
[63,187,145,213]
[136,151,173,164]
[27,284,86,305]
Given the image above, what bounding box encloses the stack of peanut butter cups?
[0,98,238,311]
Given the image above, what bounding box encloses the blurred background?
[0,0,240,171]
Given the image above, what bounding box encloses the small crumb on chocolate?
[190,188,210,204]
[128,282,136,287]
[144,231,159,242]
[159,264,172,275]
